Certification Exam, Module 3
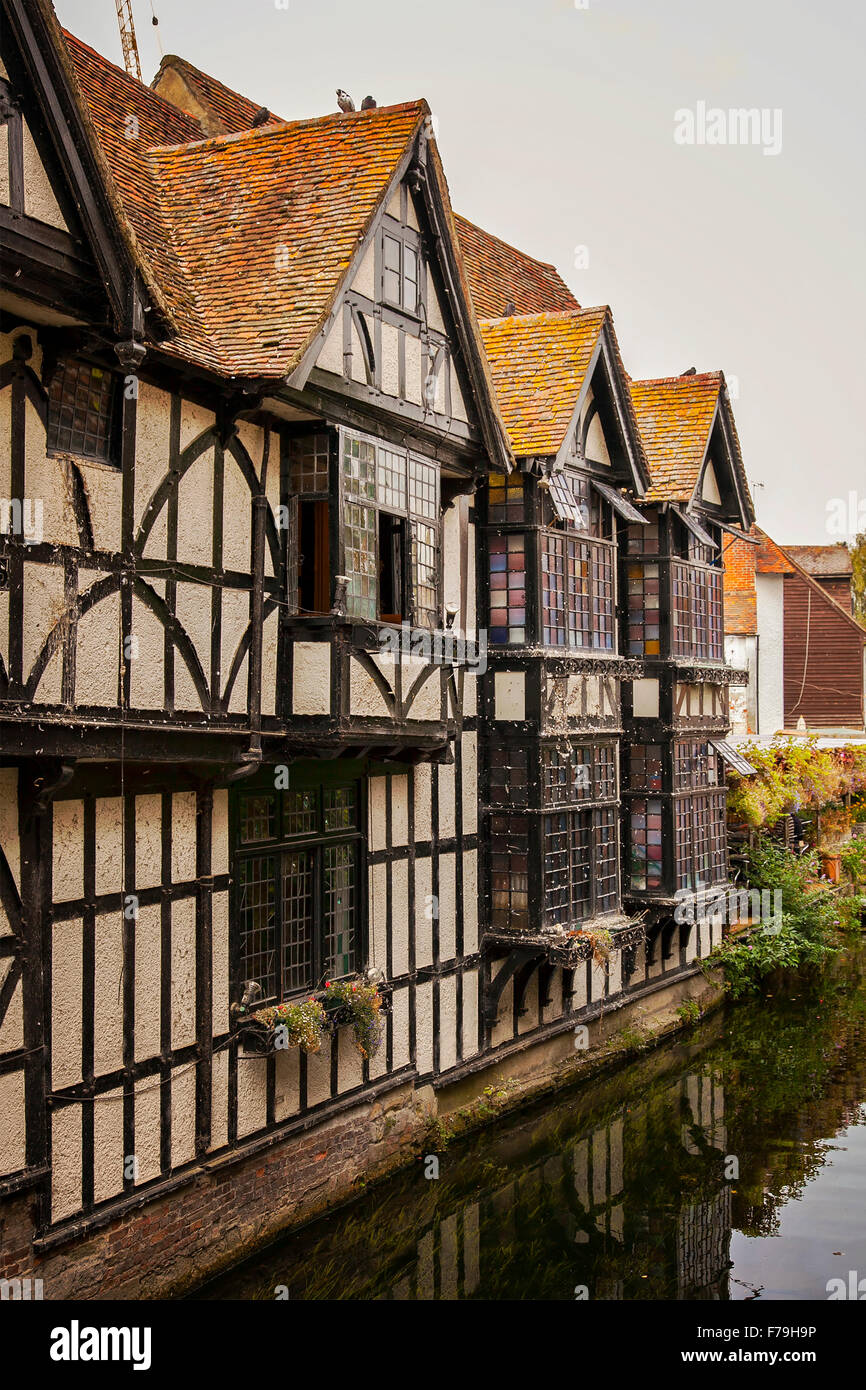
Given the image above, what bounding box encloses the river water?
[198,945,866,1300]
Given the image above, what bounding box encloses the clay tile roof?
[754,528,795,574]
[454,214,580,320]
[62,29,204,339]
[477,307,608,457]
[151,54,285,135]
[628,373,722,502]
[145,103,426,377]
[62,26,427,378]
[782,544,853,578]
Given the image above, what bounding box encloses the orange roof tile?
[62,27,428,378]
[454,215,580,320]
[477,308,608,456]
[754,528,795,574]
[629,372,754,522]
[151,54,285,135]
[628,373,721,502]
[146,104,427,377]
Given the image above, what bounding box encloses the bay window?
[341,430,440,628]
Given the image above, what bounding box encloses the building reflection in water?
[380,1069,731,1301]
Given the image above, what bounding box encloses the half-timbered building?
[1,0,753,1296]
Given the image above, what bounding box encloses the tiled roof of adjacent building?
[151,54,285,135]
[754,528,795,574]
[782,543,853,578]
[477,307,608,457]
[453,215,580,320]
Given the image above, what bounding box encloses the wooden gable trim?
[689,395,753,529]
[550,322,649,494]
[1,0,164,337]
[286,126,511,475]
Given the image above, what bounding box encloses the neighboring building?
[0,0,752,1296]
[784,543,854,615]
[724,530,866,734]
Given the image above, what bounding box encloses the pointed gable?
[629,371,754,526]
[477,306,647,489]
[150,54,285,137]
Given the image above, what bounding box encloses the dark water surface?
[198,945,866,1300]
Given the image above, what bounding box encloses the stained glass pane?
[487,473,525,523]
[489,532,526,644]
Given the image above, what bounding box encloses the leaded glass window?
[47,356,119,465]
[289,432,330,493]
[341,430,441,627]
[630,798,663,891]
[626,561,661,656]
[489,533,526,644]
[234,774,362,999]
[490,814,530,930]
[487,473,525,523]
[675,792,727,891]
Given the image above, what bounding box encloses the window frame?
[540,737,621,926]
[231,767,366,1005]
[380,225,424,316]
[45,353,122,467]
[339,427,441,629]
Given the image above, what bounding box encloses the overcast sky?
[55,0,865,545]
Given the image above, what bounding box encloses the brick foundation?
[0,1080,433,1300]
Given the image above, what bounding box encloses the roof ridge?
[61,28,201,136]
[147,99,430,156]
[454,213,560,273]
[631,371,723,388]
[479,304,606,327]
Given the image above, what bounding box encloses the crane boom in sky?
[114,0,142,81]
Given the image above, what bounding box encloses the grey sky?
[55,0,865,544]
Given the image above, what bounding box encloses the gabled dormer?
[302,167,491,452]
[626,371,756,666]
[477,306,648,654]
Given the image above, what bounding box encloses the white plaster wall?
[51,917,83,1089]
[293,641,331,714]
[22,118,67,229]
[756,573,785,734]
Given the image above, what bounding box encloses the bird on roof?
[336,89,355,112]
[680,366,697,376]
[360,95,377,110]
[251,106,270,128]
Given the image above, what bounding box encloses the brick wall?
[0,1080,432,1300]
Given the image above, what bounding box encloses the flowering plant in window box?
[245,998,327,1055]
[321,977,385,1059]
[571,926,613,968]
